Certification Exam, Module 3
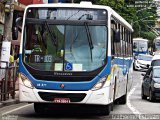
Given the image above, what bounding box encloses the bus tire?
[119,75,129,104]
[118,94,127,104]
[141,87,147,99]
[100,104,111,115]
[34,103,45,114]
[149,89,155,102]
[110,103,113,111]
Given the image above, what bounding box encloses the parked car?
[133,54,153,71]
[141,66,160,102]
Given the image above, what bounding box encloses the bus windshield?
[133,40,148,52]
[155,39,160,51]
[153,67,160,78]
[23,8,108,72]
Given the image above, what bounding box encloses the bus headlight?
[91,77,106,91]
[20,73,34,89]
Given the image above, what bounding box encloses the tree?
[141,31,157,45]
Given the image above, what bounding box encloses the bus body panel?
[19,79,112,105]
[19,58,133,105]
[18,2,133,110]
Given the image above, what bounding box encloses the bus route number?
[34,55,52,63]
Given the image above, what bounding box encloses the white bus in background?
[16,1,133,115]
[133,38,149,56]
[153,36,160,54]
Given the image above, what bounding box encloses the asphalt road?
[0,71,160,120]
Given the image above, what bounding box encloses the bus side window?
[111,18,116,58]
[111,28,115,57]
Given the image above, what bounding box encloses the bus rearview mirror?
[12,17,22,40]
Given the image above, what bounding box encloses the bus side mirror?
[12,17,22,40]
[114,29,120,42]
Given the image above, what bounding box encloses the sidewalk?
[0,91,19,108]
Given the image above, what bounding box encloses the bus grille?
[38,92,86,102]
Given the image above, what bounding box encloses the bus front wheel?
[98,104,111,115]
[34,103,46,114]
[118,94,127,104]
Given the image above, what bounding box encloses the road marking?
[127,84,142,117]
[2,103,33,116]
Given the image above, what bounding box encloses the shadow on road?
[16,104,112,119]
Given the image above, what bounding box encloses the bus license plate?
[54,98,70,103]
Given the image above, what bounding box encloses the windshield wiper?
[67,10,80,20]
[44,21,57,47]
[78,14,93,20]
[84,22,94,62]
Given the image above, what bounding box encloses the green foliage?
[140,31,157,44]
[97,0,125,13]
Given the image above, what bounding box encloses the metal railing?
[0,61,19,101]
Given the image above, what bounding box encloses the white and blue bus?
[133,38,149,56]
[18,1,133,115]
[153,36,160,53]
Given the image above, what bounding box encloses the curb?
[0,99,19,108]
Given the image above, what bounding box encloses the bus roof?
[153,36,160,43]
[133,38,149,42]
[24,2,133,32]
[155,36,160,39]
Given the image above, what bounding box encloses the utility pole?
[0,0,14,68]
[3,0,14,42]
[0,0,14,101]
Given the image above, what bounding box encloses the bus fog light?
[91,77,106,91]
[20,73,34,89]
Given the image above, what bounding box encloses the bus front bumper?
[19,83,112,105]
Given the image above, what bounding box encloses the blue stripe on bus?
[133,51,148,56]
[18,54,111,91]
[19,54,133,90]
